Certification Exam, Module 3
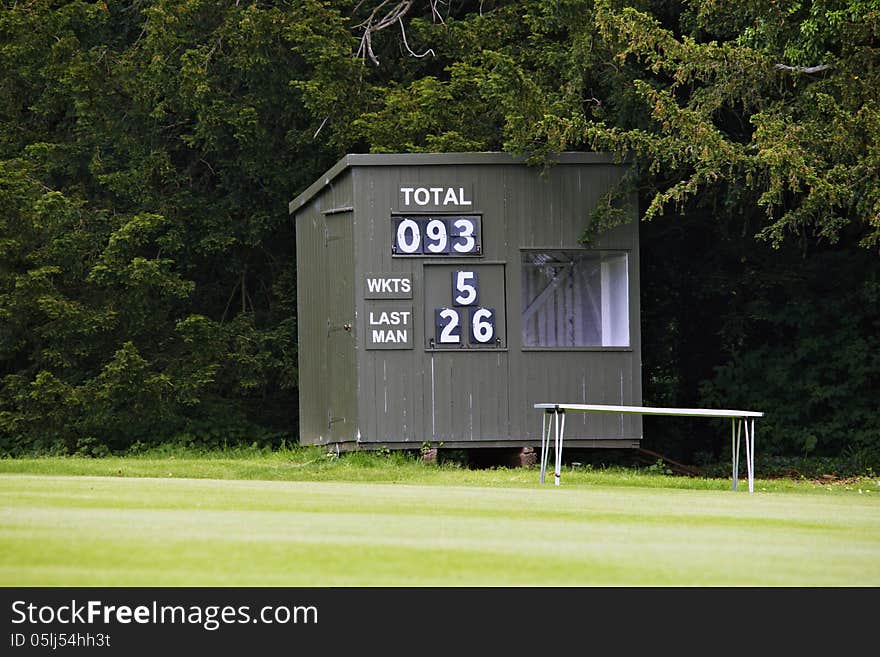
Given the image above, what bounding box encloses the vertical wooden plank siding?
[292,154,641,448]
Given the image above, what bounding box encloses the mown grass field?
[2,449,879,586]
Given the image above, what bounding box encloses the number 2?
[435,308,461,344]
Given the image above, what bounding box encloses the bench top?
[534,403,764,418]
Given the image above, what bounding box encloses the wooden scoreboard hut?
[289,152,642,452]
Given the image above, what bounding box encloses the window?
[521,251,629,348]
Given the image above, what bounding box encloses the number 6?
[470,307,495,344]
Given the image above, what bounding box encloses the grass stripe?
[2,475,878,586]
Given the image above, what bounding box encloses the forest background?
[1,0,877,469]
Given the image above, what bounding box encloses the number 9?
[424,219,449,254]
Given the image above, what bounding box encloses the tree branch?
[353,1,440,66]
[398,16,435,59]
[774,63,831,74]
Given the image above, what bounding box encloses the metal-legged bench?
[535,403,764,492]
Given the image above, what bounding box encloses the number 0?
[395,218,421,254]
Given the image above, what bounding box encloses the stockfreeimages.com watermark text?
[11,599,318,632]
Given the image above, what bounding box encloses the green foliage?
[644,458,673,476]
[1,0,878,464]
[0,0,366,454]
[353,72,502,152]
[548,0,880,247]
[700,249,880,457]
[698,448,880,481]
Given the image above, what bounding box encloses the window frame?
[519,248,633,352]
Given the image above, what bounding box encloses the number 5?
[452,271,478,306]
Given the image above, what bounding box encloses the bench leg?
[554,410,565,486]
[732,418,741,491]
[743,420,755,493]
[540,412,550,484]
[734,417,756,494]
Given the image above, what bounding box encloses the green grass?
[2,450,879,586]
[1,444,876,493]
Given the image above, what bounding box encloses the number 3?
[451,218,476,253]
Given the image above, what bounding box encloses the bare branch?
[313,116,329,140]
[354,1,401,65]
[398,16,435,59]
[353,1,440,66]
[429,0,445,24]
[774,63,831,74]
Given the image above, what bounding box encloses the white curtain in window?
[521,251,629,348]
